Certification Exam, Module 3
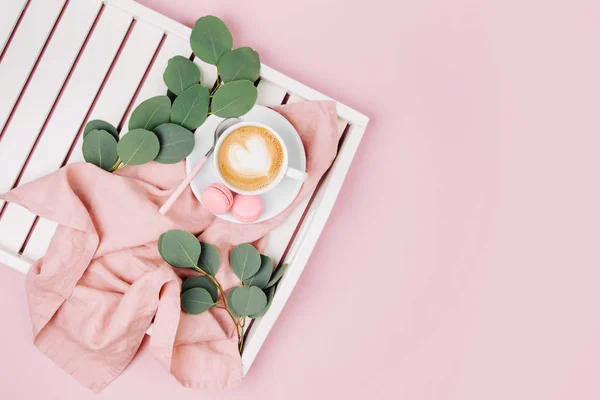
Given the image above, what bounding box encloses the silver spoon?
[159,117,241,215]
[205,117,240,156]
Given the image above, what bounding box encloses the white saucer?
[187,105,307,224]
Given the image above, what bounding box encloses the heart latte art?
[217,126,284,191]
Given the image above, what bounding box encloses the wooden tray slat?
[256,80,288,106]
[262,94,348,267]
[192,56,218,90]
[21,217,55,262]
[0,0,27,54]
[0,0,66,133]
[0,0,64,134]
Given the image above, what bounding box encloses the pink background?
[2,0,600,398]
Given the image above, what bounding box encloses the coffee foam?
[217,126,284,191]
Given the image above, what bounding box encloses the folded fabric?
[0,101,340,392]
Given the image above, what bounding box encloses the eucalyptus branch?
[191,265,242,342]
[108,158,122,172]
[210,76,222,95]
[159,230,285,354]
[239,331,245,353]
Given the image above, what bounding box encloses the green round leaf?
[265,263,288,289]
[128,95,171,131]
[181,287,214,315]
[231,286,267,317]
[170,84,209,130]
[226,287,241,318]
[84,119,119,141]
[249,285,276,319]
[211,80,258,118]
[153,123,195,164]
[158,229,200,269]
[163,55,201,95]
[244,255,272,289]
[117,129,160,166]
[218,47,260,83]
[82,129,118,171]
[198,242,220,276]
[182,275,218,302]
[230,243,261,281]
[190,16,232,65]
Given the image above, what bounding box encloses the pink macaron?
[231,195,263,223]
[201,183,234,215]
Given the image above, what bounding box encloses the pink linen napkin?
[0,101,340,392]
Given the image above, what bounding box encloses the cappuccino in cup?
[214,122,307,195]
[217,125,284,191]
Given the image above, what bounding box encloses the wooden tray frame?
[0,0,369,375]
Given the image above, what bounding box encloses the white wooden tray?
[0,0,369,376]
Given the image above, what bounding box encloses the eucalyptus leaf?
[198,242,220,276]
[158,229,200,269]
[244,255,272,288]
[153,123,195,164]
[163,55,201,95]
[82,130,118,171]
[170,84,209,130]
[218,47,260,83]
[226,287,241,318]
[211,80,258,117]
[128,95,171,131]
[249,284,276,319]
[84,119,119,141]
[181,287,214,315]
[190,16,232,65]
[230,243,261,281]
[265,263,288,289]
[182,275,218,302]
[231,286,267,317]
[117,129,160,166]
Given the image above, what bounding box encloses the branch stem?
[192,266,244,351]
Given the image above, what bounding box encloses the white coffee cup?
[214,121,307,195]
